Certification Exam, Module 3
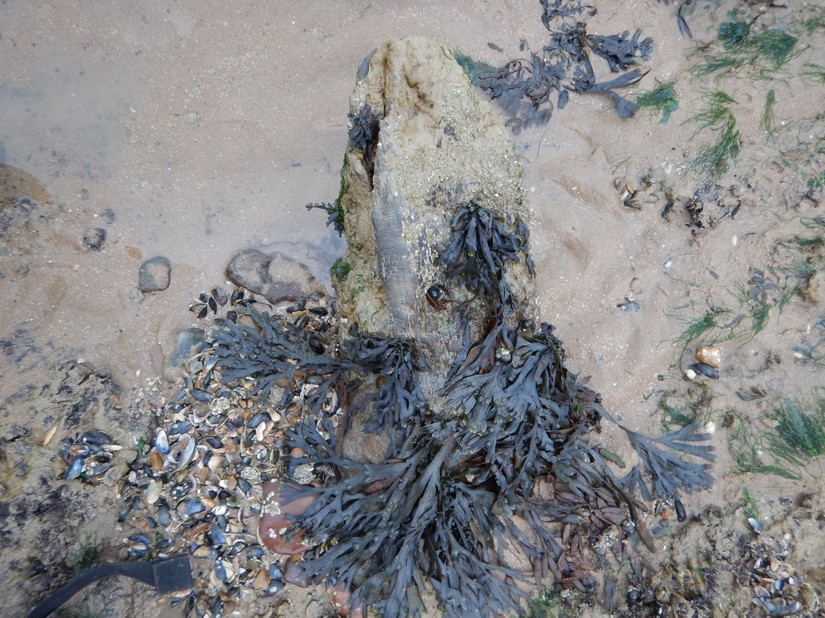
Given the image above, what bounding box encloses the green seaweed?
[760,89,776,136]
[778,258,816,308]
[718,21,750,49]
[741,487,759,521]
[729,412,799,480]
[750,302,770,336]
[802,7,825,34]
[686,91,740,177]
[802,63,825,84]
[307,200,345,236]
[768,398,825,461]
[729,397,825,480]
[660,398,697,432]
[72,533,100,575]
[330,257,351,281]
[636,82,679,124]
[693,22,799,77]
[674,306,729,348]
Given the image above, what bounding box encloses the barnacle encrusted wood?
[335,37,537,397]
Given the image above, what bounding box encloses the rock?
[83,227,107,251]
[335,36,536,404]
[138,256,172,292]
[225,249,325,304]
[695,345,721,369]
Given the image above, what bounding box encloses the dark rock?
[138,256,171,292]
[225,249,325,304]
[82,227,106,251]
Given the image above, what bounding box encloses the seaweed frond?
[459,3,653,129]
[636,82,679,124]
[346,331,428,455]
[685,91,740,178]
[760,89,776,136]
[210,305,355,411]
[727,401,825,480]
[674,306,729,348]
[307,201,345,236]
[692,21,799,77]
[347,104,382,183]
[439,197,531,312]
[768,398,825,461]
[802,62,825,84]
[618,422,715,500]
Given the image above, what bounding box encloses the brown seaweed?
[457,1,654,132]
[274,190,716,617]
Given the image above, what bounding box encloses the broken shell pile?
[745,526,820,617]
[110,295,339,616]
[60,430,123,482]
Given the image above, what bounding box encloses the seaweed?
[760,89,776,136]
[346,331,428,455]
[347,104,382,184]
[330,257,351,281]
[282,421,524,617]
[281,312,714,616]
[306,201,345,236]
[438,198,532,312]
[674,306,729,348]
[209,305,356,412]
[802,63,825,84]
[741,487,759,521]
[617,422,715,500]
[656,0,694,37]
[768,398,825,461]
[460,0,654,131]
[729,397,825,480]
[260,191,715,616]
[636,82,679,124]
[266,197,713,618]
[692,21,799,77]
[685,91,740,178]
[801,6,825,35]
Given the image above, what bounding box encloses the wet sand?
[1,1,823,616]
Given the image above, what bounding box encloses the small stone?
[83,227,107,251]
[138,256,171,292]
[695,345,721,369]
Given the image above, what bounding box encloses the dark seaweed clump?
[305,201,345,236]
[347,104,382,184]
[212,197,714,617]
[457,0,653,132]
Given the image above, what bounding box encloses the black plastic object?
[26,555,192,618]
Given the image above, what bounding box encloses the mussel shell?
[155,429,170,454]
[168,421,193,436]
[689,362,719,379]
[66,457,85,480]
[79,431,113,445]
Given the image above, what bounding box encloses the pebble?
[695,345,721,369]
[138,256,172,292]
